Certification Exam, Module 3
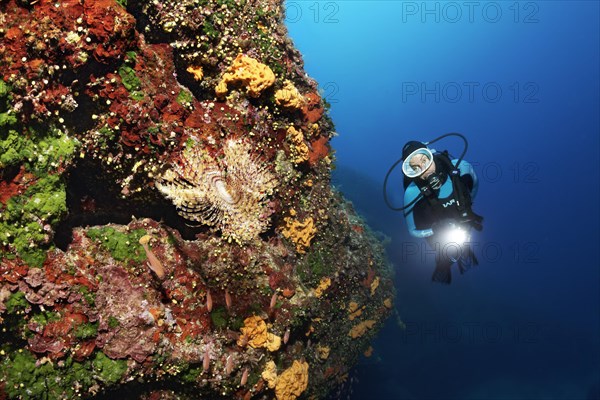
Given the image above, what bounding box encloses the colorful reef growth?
[0,0,394,399]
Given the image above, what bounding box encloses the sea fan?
[156,139,277,243]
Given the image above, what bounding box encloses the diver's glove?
[459,211,484,231]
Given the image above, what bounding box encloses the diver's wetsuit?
[403,156,479,283]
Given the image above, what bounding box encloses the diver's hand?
[459,212,484,231]
[470,219,483,231]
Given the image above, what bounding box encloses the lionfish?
[156,138,277,243]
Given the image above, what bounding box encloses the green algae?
[0,80,10,97]
[0,80,13,125]
[30,310,61,327]
[108,316,120,329]
[210,306,228,329]
[118,63,145,101]
[78,285,96,307]
[86,226,147,263]
[1,350,54,399]
[19,175,67,224]
[0,170,71,267]
[118,65,141,92]
[0,350,126,400]
[125,51,137,63]
[202,19,220,41]
[0,129,26,168]
[74,322,99,340]
[0,81,21,168]
[95,125,117,151]
[210,306,243,330]
[28,132,78,174]
[0,84,79,172]
[0,112,17,130]
[297,244,335,286]
[180,365,202,384]
[92,352,128,385]
[176,89,194,106]
[130,90,145,101]
[0,174,67,267]
[0,120,77,270]
[5,291,28,314]
[118,61,145,101]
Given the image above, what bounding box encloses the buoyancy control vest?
[405,151,483,231]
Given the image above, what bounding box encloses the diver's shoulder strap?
[438,152,484,229]
[434,151,471,209]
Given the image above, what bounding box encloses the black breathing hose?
[382,132,469,211]
[425,132,468,170]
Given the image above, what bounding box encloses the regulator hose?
[382,132,468,211]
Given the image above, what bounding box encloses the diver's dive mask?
[402,147,434,179]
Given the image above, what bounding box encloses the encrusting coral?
[347,301,364,320]
[262,360,279,389]
[260,359,310,400]
[237,315,281,352]
[216,54,276,98]
[287,125,310,164]
[186,65,204,81]
[275,80,305,109]
[348,320,377,339]
[281,213,317,253]
[275,360,310,400]
[314,277,332,298]
[316,345,330,360]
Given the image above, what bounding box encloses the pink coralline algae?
[0,0,395,399]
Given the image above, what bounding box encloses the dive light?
[442,223,470,247]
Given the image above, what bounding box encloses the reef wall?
[0,0,394,398]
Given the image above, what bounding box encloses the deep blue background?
[286,2,599,399]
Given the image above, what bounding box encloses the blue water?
[286,2,599,399]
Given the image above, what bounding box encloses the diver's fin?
[471,248,479,266]
[432,260,452,284]
[458,246,479,274]
[458,258,471,274]
[466,246,479,267]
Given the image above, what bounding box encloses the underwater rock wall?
[0,0,394,398]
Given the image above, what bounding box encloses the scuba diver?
[383,133,484,284]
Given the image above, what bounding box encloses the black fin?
[458,247,477,274]
[458,258,466,274]
[471,248,479,266]
[432,259,452,284]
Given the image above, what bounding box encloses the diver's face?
[409,154,436,179]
